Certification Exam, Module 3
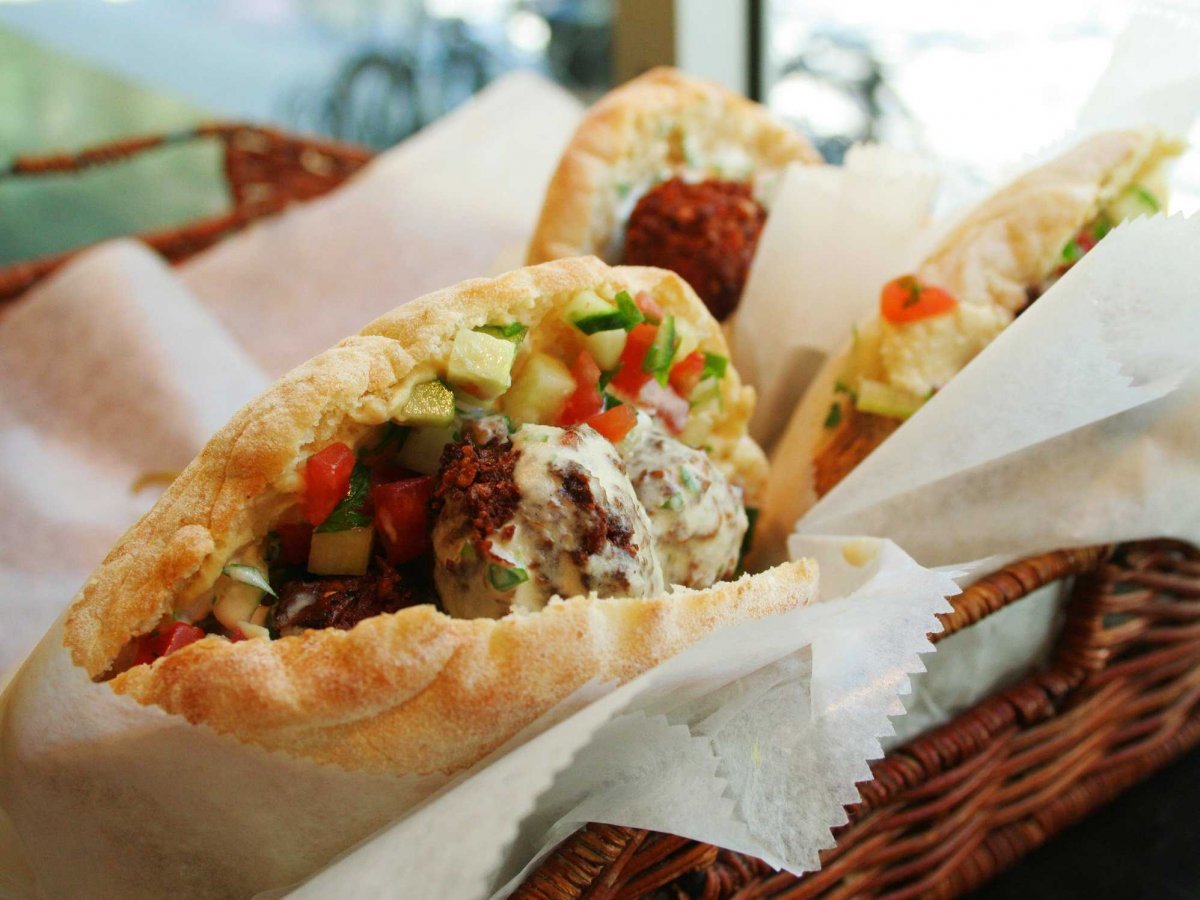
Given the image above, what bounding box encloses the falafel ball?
[623,177,766,321]
[617,414,748,588]
[432,424,664,619]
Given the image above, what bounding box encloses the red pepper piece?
[880,276,958,325]
[585,405,638,443]
[610,323,658,396]
[372,475,436,564]
[559,351,604,426]
[302,442,356,526]
[668,350,706,397]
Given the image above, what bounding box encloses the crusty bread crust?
[526,67,821,266]
[63,257,804,775]
[112,562,815,775]
[759,129,1181,560]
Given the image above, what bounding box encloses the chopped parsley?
[316,463,373,533]
[824,401,843,429]
[661,493,685,511]
[679,466,700,494]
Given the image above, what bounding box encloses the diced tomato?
[635,292,664,324]
[228,628,248,643]
[585,405,638,443]
[372,475,435,564]
[132,637,158,667]
[637,380,689,434]
[880,276,958,325]
[133,621,205,667]
[158,622,206,656]
[610,323,658,395]
[668,350,706,397]
[302,442,356,526]
[1074,229,1098,254]
[277,522,314,566]
[558,351,605,425]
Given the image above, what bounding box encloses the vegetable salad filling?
[125,288,752,667]
[824,181,1163,433]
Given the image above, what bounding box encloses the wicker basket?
[3,129,1199,898]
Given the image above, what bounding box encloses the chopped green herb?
[1061,239,1084,264]
[679,467,700,494]
[488,563,529,592]
[899,276,922,308]
[598,369,615,390]
[824,401,843,429]
[603,391,624,410]
[614,291,646,331]
[834,379,857,401]
[661,493,685,511]
[460,543,477,562]
[642,314,678,385]
[701,352,728,381]
[222,563,278,598]
[373,422,410,453]
[615,181,632,199]
[735,507,760,577]
[1091,215,1113,241]
[316,463,373,533]
[475,322,528,344]
[1134,185,1160,212]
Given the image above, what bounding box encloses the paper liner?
[282,539,956,898]
[731,145,939,449]
[179,72,583,377]
[794,215,1200,567]
[0,241,267,676]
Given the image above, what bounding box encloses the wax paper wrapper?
[0,537,955,899]
[730,145,939,450]
[179,71,582,377]
[794,213,1200,565]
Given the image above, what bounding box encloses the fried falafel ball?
[623,177,767,321]
[432,424,664,619]
[616,413,748,589]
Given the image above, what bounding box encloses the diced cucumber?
[585,328,627,370]
[690,375,722,410]
[855,378,926,420]
[565,290,621,334]
[308,526,374,576]
[398,423,458,475]
[504,352,575,425]
[238,622,271,640]
[674,317,700,362]
[213,581,264,631]
[400,381,455,426]
[447,329,518,400]
[1109,184,1160,222]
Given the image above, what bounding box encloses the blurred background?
[1,0,1194,265]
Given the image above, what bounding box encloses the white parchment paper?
[794,214,1200,566]
[732,145,939,449]
[0,542,955,899]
